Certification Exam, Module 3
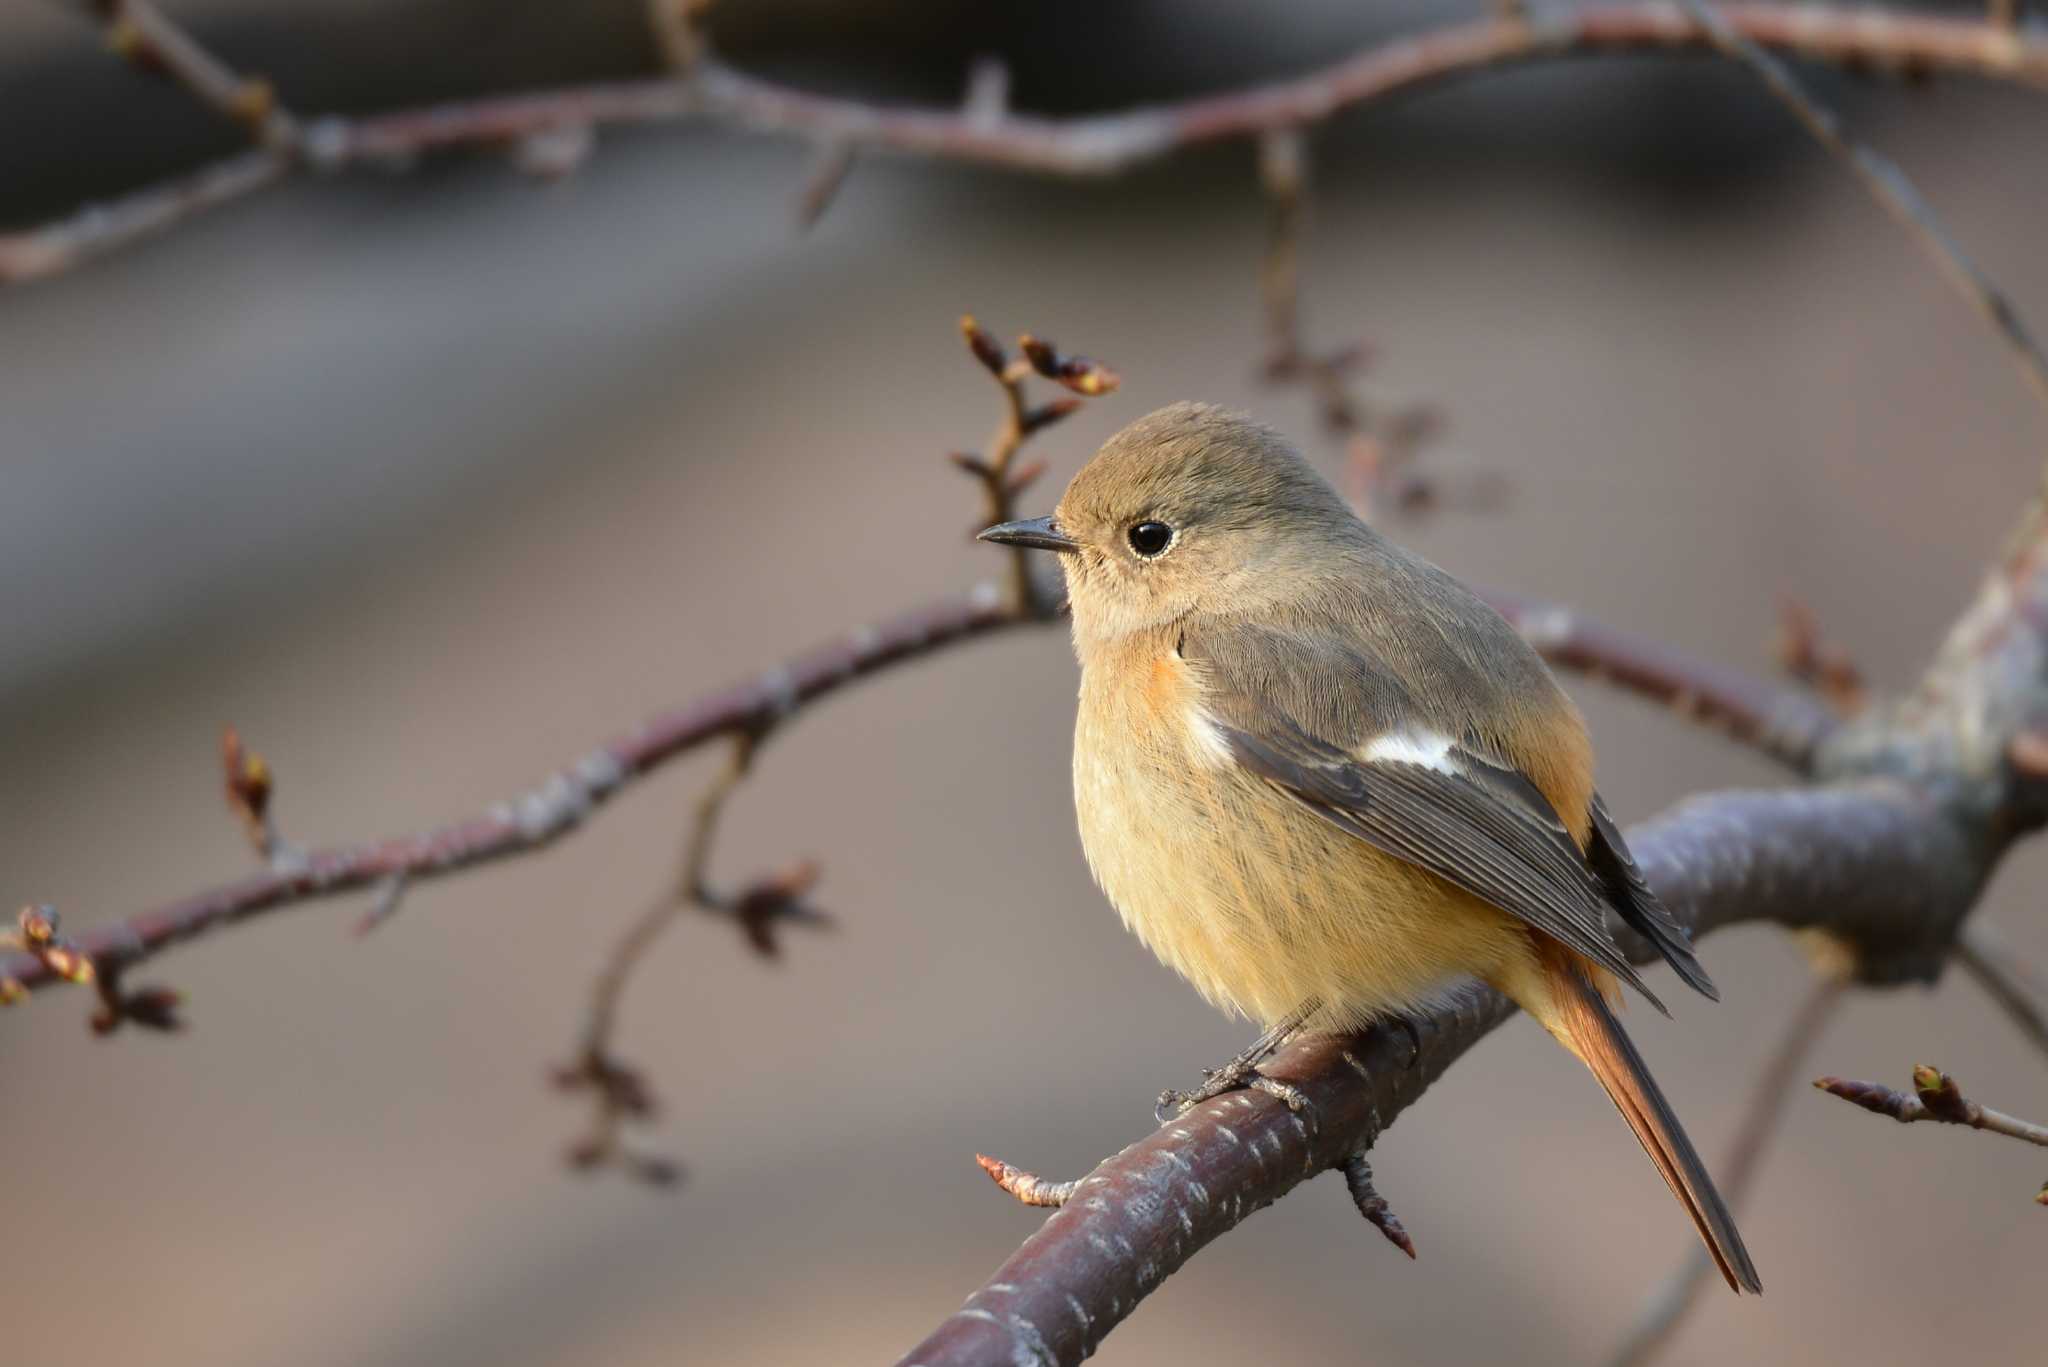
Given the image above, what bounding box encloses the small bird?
[980,402,1759,1294]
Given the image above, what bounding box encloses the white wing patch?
[1185,706,1236,766]
[1359,727,1460,774]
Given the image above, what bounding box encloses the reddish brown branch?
[1488,589,1839,773]
[0,586,1029,998]
[1341,1153,1417,1259]
[976,1153,1079,1208]
[0,584,1816,1013]
[9,6,2048,284]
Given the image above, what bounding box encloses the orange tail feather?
[1519,948,1762,1294]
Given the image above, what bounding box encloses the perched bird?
[979,401,1759,1294]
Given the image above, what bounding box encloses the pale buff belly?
[1074,705,1529,1031]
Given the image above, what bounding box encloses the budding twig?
[14,7,2047,285]
[953,316,1117,616]
[976,1153,1080,1208]
[1815,1064,2048,1207]
[556,727,827,1183]
[1774,596,1868,716]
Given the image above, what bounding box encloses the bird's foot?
[1156,1058,1308,1122]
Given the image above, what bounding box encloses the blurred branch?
[1678,0,2048,421]
[1608,973,1847,1367]
[1955,923,2048,1061]
[91,0,298,146]
[1774,596,1869,717]
[1487,589,1839,773]
[10,4,2048,284]
[1257,127,1490,522]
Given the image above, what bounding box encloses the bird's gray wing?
[1181,621,1671,1013]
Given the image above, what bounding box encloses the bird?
[978,400,1759,1294]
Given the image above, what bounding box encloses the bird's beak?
[977,515,1080,554]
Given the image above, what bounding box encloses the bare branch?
[10,6,2048,284]
[1607,974,1846,1367]
[94,0,298,147]
[1341,1153,1417,1259]
[1487,589,1839,773]
[0,587,1813,1018]
[1955,923,2048,1062]
[0,585,1029,1002]
[976,1153,1080,1208]
[1774,596,1869,717]
[1677,0,2048,421]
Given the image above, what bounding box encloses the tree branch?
[1488,589,1838,773]
[0,586,1027,997]
[0,583,1812,1012]
[1954,922,2048,1061]
[9,5,2048,284]
[1677,0,2048,418]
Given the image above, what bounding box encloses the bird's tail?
[1514,947,1762,1295]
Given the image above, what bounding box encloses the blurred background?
[4,2,2046,1363]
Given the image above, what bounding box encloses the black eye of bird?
[1127,521,1174,557]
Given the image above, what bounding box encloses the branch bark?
[8,5,2048,284]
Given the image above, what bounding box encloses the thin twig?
[1677,0,2048,423]
[1816,1064,2048,1147]
[645,0,714,73]
[976,1153,1080,1208]
[1257,126,1481,522]
[1954,923,2048,1062]
[555,732,770,1183]
[952,317,1114,616]
[95,0,298,147]
[1341,1152,1417,1259]
[1774,596,1868,717]
[1608,974,1846,1367]
[10,6,2048,284]
[0,584,1028,1000]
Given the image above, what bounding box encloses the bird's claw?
[1156,1063,1308,1122]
